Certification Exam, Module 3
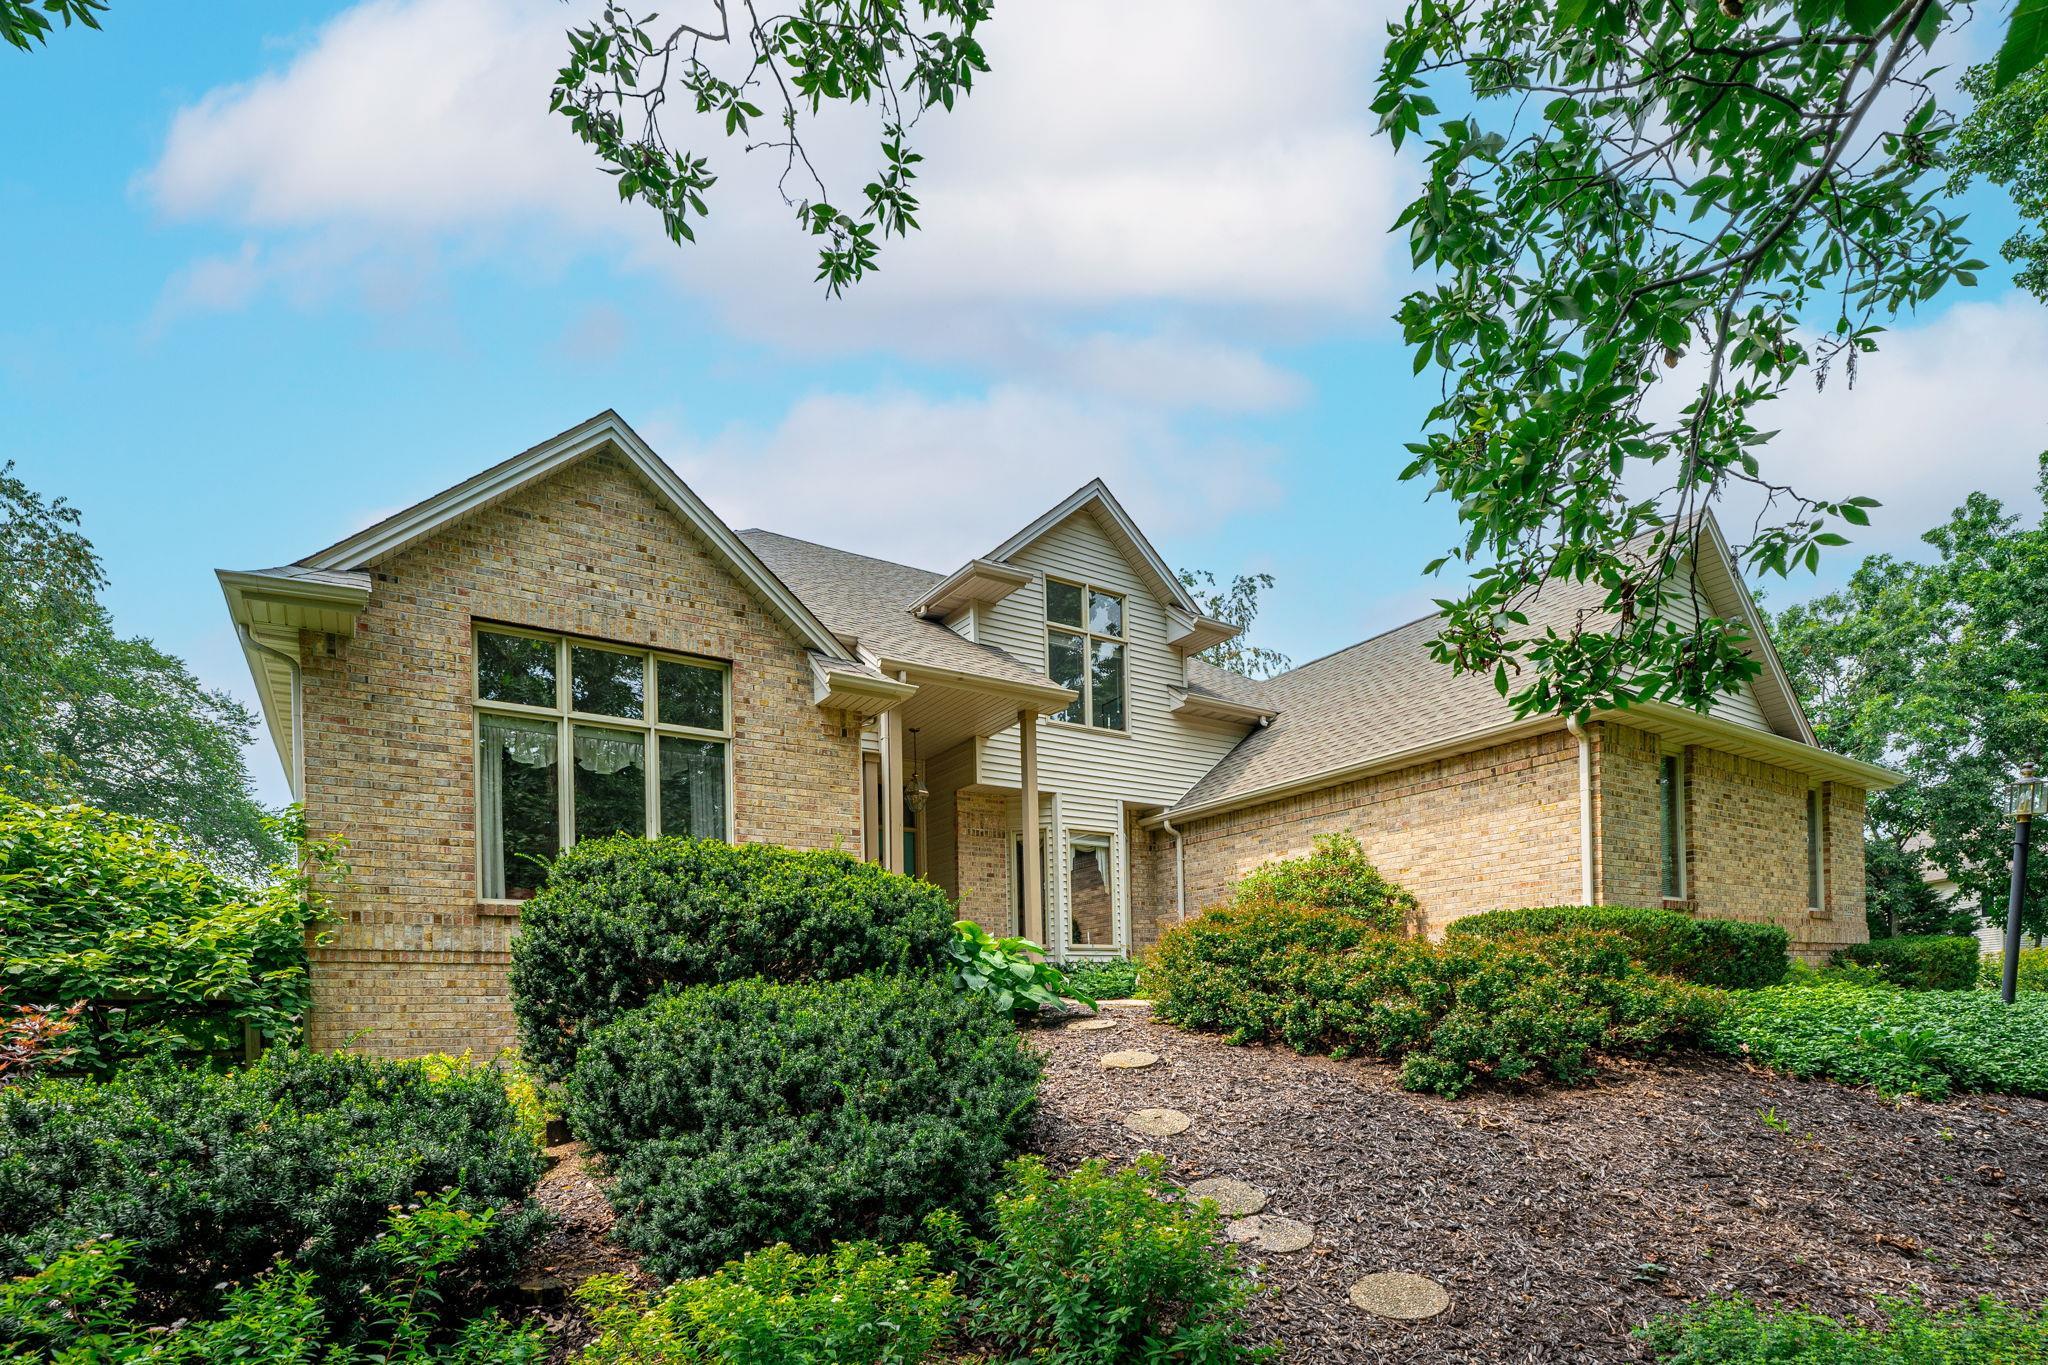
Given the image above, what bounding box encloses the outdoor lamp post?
[2002,763,2043,1005]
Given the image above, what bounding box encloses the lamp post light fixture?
[2002,763,2043,1005]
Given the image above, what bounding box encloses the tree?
[1,0,104,51]
[1176,569,1290,679]
[1368,0,2001,725]
[1949,59,2048,305]
[553,1,990,295]
[0,463,284,878]
[1771,456,2048,940]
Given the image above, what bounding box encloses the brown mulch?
[509,1010,2048,1363]
[1030,1006,2048,1364]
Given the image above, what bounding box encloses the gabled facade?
[222,413,1900,1056]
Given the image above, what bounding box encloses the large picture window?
[475,626,731,900]
[1045,577,1126,730]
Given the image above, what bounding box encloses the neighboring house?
[220,412,1900,1056]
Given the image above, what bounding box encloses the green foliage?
[930,1155,1272,1365]
[1983,947,2048,993]
[408,1050,556,1149]
[1230,833,1418,932]
[945,919,1094,1016]
[0,1049,548,1319]
[571,1242,956,1365]
[1639,1291,2048,1362]
[1862,833,1971,940]
[552,2,990,294]
[0,792,332,1073]
[567,974,1039,1280]
[1176,568,1290,678]
[509,836,955,1079]
[1373,0,1983,722]
[0,0,105,52]
[1448,905,1789,990]
[1150,902,1723,1097]
[0,1194,547,1363]
[1712,982,2048,1100]
[1952,61,2048,305]
[1772,463,2048,939]
[1834,936,1982,992]
[1060,955,1142,1002]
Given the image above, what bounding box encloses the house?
[219,412,1900,1057]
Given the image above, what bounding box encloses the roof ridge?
[737,527,943,581]
[1266,607,1447,682]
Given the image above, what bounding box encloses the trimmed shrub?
[1712,981,2048,1100]
[1448,905,1789,990]
[1981,947,2048,993]
[568,974,1040,1279]
[1638,1292,2048,1362]
[1834,935,1982,991]
[1061,956,1142,1002]
[510,836,955,1078]
[409,1051,555,1149]
[932,1155,1273,1365]
[1150,902,1724,1097]
[571,1243,956,1364]
[1230,832,1417,932]
[0,793,329,1074]
[0,1050,547,1319]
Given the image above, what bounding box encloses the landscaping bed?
[1026,1007,2048,1363]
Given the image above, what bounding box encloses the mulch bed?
[1030,1005,2048,1363]
[512,1006,2048,1362]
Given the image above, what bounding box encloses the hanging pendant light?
[907,728,930,814]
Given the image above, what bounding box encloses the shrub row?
[510,836,956,1078]
[1639,1292,2048,1362]
[1831,935,1983,991]
[1232,832,1418,932]
[1711,981,2048,1100]
[568,973,1040,1280]
[1149,902,1724,1097]
[0,1049,547,1320]
[1982,946,2048,993]
[1449,904,1789,990]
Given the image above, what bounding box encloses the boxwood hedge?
[1833,935,1982,991]
[1447,905,1789,990]
[509,836,956,1078]
[568,973,1040,1280]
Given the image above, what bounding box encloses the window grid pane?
[1048,629,1085,724]
[1090,640,1124,730]
[1068,836,1113,948]
[657,659,725,731]
[1046,580,1084,627]
[1087,589,1124,637]
[572,646,646,719]
[573,725,647,841]
[1807,790,1822,907]
[1658,755,1682,899]
[477,631,558,708]
[660,736,727,839]
[478,713,558,900]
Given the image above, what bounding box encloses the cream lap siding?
[972,509,1256,955]
[1658,580,1770,731]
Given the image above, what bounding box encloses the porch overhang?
[866,654,1076,756]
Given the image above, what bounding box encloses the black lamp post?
[2002,763,2042,1005]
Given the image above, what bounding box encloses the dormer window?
[1046,577,1126,730]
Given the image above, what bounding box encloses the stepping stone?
[1226,1215,1314,1253]
[1347,1272,1451,1320]
[1067,1017,1120,1032]
[1187,1177,1267,1217]
[1100,1049,1159,1070]
[1097,998,1152,1009]
[1122,1108,1191,1138]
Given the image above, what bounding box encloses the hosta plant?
[945,920,1095,1016]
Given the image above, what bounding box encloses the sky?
[4,0,2045,807]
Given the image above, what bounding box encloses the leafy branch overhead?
[553,1,991,295]
[1373,0,1991,721]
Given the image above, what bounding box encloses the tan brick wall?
[953,787,1013,936]
[1592,722,1664,906]
[299,450,862,1058]
[1128,815,1175,952]
[1168,732,1584,936]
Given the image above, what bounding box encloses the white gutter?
[239,623,304,801]
[1565,715,1594,904]
[1159,813,1186,919]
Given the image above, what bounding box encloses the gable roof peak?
[983,477,1202,616]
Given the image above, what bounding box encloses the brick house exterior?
[222,413,1898,1056]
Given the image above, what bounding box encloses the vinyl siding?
[1659,575,1769,731]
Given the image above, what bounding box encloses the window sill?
[1660,897,1694,913]
[1805,906,1831,920]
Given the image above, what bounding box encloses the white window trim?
[1044,575,1129,732]
[473,623,735,905]
[1059,827,1124,957]
[1806,783,1826,913]
[1658,748,1688,903]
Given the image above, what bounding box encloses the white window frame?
[1044,576,1128,732]
[1657,749,1687,902]
[1806,784,1825,912]
[1061,827,1123,956]
[473,623,734,904]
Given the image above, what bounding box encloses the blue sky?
[5,1,2044,805]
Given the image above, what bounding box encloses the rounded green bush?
[509,836,956,1078]
[568,973,1040,1280]
[1230,832,1418,932]
[0,1049,548,1320]
[1833,935,1981,991]
[1447,904,1789,990]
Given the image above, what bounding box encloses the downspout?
[1159,813,1186,920]
[1565,715,1593,905]
[240,624,304,801]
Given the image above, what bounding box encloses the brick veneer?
[299,450,862,1057]
[952,787,1013,936]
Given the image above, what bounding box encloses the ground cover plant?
[509,836,955,1078]
[1638,1292,2048,1363]
[571,1242,956,1365]
[1712,981,2048,1100]
[929,1155,1273,1365]
[1231,832,1418,931]
[0,1195,546,1363]
[1450,905,1789,990]
[1150,902,1723,1096]
[1061,955,1142,1002]
[1833,935,1983,992]
[0,792,328,1073]
[567,973,1039,1280]
[0,1048,547,1320]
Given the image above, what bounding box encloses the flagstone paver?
[1100,1049,1159,1070]
[1186,1177,1267,1217]
[1227,1215,1315,1254]
[1066,1017,1120,1032]
[1123,1107,1192,1137]
[1347,1272,1451,1320]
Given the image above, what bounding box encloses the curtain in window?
[660,736,727,839]
[574,728,644,774]
[479,713,558,899]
